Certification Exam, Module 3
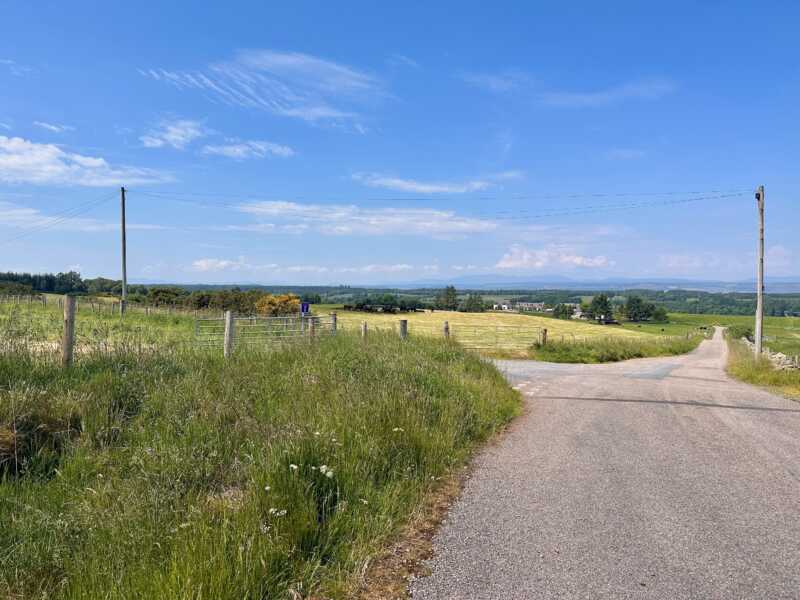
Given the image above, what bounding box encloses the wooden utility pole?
[120,186,128,316]
[755,185,765,355]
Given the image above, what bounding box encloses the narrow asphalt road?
[411,328,800,599]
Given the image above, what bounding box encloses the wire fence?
[194,314,336,348]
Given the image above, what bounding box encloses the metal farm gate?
[194,314,336,350]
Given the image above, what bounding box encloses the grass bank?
[726,339,800,400]
[0,332,520,599]
[528,334,705,363]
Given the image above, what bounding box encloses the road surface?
[411,328,800,599]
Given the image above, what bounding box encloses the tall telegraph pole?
[120,186,128,316]
[754,185,765,354]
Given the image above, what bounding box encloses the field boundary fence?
[194,313,337,354]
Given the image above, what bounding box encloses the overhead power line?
[0,192,117,246]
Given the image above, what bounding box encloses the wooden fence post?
[361,321,368,339]
[62,296,76,367]
[309,317,317,339]
[541,328,548,345]
[330,312,337,335]
[443,320,450,339]
[399,319,408,340]
[223,311,235,358]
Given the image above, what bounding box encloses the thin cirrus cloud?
[0,200,165,233]
[190,258,416,275]
[459,69,533,93]
[140,49,383,125]
[0,135,171,186]
[539,78,676,108]
[0,58,32,77]
[352,170,524,194]
[236,200,497,237]
[495,244,611,270]
[201,140,295,160]
[140,119,208,149]
[460,69,675,107]
[33,121,75,133]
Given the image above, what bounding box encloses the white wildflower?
[325,470,334,479]
[268,508,287,517]
[360,498,369,505]
[264,485,271,492]
[289,464,299,471]
[392,427,404,433]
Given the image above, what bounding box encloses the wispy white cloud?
[33,121,75,133]
[0,58,32,77]
[237,200,496,238]
[140,49,383,126]
[0,122,10,131]
[387,53,419,68]
[459,69,532,93]
[496,244,611,269]
[140,119,208,149]
[352,170,524,194]
[352,172,490,194]
[201,139,294,159]
[190,257,277,272]
[0,136,172,186]
[540,78,675,108]
[190,258,418,275]
[0,200,166,233]
[337,263,413,273]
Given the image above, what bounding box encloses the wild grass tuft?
[726,339,800,399]
[528,335,705,363]
[0,331,520,598]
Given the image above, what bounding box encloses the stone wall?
[740,338,800,370]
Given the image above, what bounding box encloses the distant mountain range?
[390,275,800,293]
[131,275,800,294]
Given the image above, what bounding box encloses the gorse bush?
[529,335,704,363]
[0,332,520,598]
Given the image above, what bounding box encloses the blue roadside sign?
[301,302,310,315]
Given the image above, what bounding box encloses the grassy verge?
[726,339,800,400]
[0,332,520,599]
[528,335,705,363]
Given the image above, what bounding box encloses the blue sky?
[1,1,798,285]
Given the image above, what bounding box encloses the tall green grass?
[726,340,800,399]
[0,332,520,598]
[528,335,705,363]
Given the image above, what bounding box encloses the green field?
[621,312,800,357]
[0,327,520,598]
[328,306,650,356]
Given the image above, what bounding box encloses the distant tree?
[459,293,485,313]
[588,294,613,321]
[148,286,187,306]
[300,293,322,304]
[623,296,649,321]
[435,286,459,311]
[552,304,575,320]
[52,271,87,294]
[651,306,668,322]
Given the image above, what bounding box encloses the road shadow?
[537,396,800,413]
